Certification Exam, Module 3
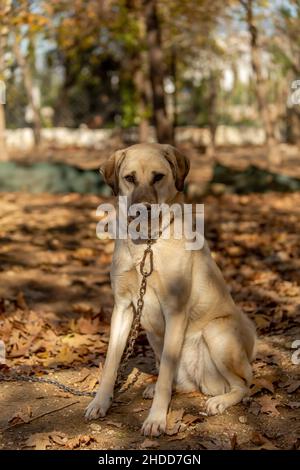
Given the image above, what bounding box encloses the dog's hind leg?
[203,317,254,415]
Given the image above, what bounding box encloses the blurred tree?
[13,38,42,145]
[43,0,122,127]
[239,0,277,155]
[272,0,300,144]
[6,0,48,145]
[0,0,12,160]
[159,0,226,149]
[143,0,173,144]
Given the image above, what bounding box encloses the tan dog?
[85,143,256,436]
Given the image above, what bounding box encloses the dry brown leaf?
[286,380,300,394]
[49,431,68,446]
[16,291,28,310]
[73,247,94,260]
[76,317,101,335]
[257,396,280,417]
[8,405,32,425]
[200,437,222,450]
[167,433,186,441]
[24,433,51,450]
[72,302,94,314]
[106,420,123,429]
[133,406,147,413]
[249,400,261,416]
[53,344,79,365]
[74,370,99,391]
[140,439,160,449]
[182,413,203,426]
[255,315,271,330]
[65,434,95,449]
[250,377,275,396]
[250,432,278,450]
[166,408,186,436]
[286,401,300,409]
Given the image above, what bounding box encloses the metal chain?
[0,239,155,398]
[0,372,96,397]
[114,238,154,392]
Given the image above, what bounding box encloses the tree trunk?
[133,56,151,142]
[207,72,218,158]
[170,45,177,143]
[286,107,300,145]
[14,38,42,146]
[0,102,7,160]
[0,2,9,161]
[143,0,173,144]
[242,0,276,153]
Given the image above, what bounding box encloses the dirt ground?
[0,190,299,450]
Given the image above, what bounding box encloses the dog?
[85,143,256,436]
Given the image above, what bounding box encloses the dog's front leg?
[142,312,187,436]
[85,299,133,420]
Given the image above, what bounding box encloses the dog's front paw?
[142,412,166,437]
[85,395,112,421]
[206,395,227,415]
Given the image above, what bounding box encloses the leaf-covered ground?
[0,191,299,450]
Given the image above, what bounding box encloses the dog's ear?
[99,149,126,195]
[162,145,190,191]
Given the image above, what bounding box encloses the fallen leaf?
[250,432,278,450]
[74,371,99,391]
[249,400,261,416]
[166,408,186,436]
[133,406,147,413]
[24,433,51,450]
[65,434,95,449]
[167,433,186,441]
[286,401,300,409]
[8,405,32,425]
[286,380,300,394]
[140,439,160,449]
[106,420,123,429]
[73,247,94,260]
[257,396,280,417]
[200,437,223,450]
[76,317,101,335]
[49,431,68,446]
[182,413,203,426]
[53,344,79,365]
[72,302,94,314]
[16,291,28,310]
[250,377,275,396]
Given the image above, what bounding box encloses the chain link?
[0,372,96,397]
[0,239,155,398]
[114,238,154,392]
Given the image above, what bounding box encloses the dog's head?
[100,143,190,205]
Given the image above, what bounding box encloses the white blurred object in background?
[0,340,6,364]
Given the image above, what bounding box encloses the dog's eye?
[153,173,165,183]
[124,174,135,184]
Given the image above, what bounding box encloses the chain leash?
[0,240,154,398]
[114,238,154,392]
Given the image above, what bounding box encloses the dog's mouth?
[127,203,152,223]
